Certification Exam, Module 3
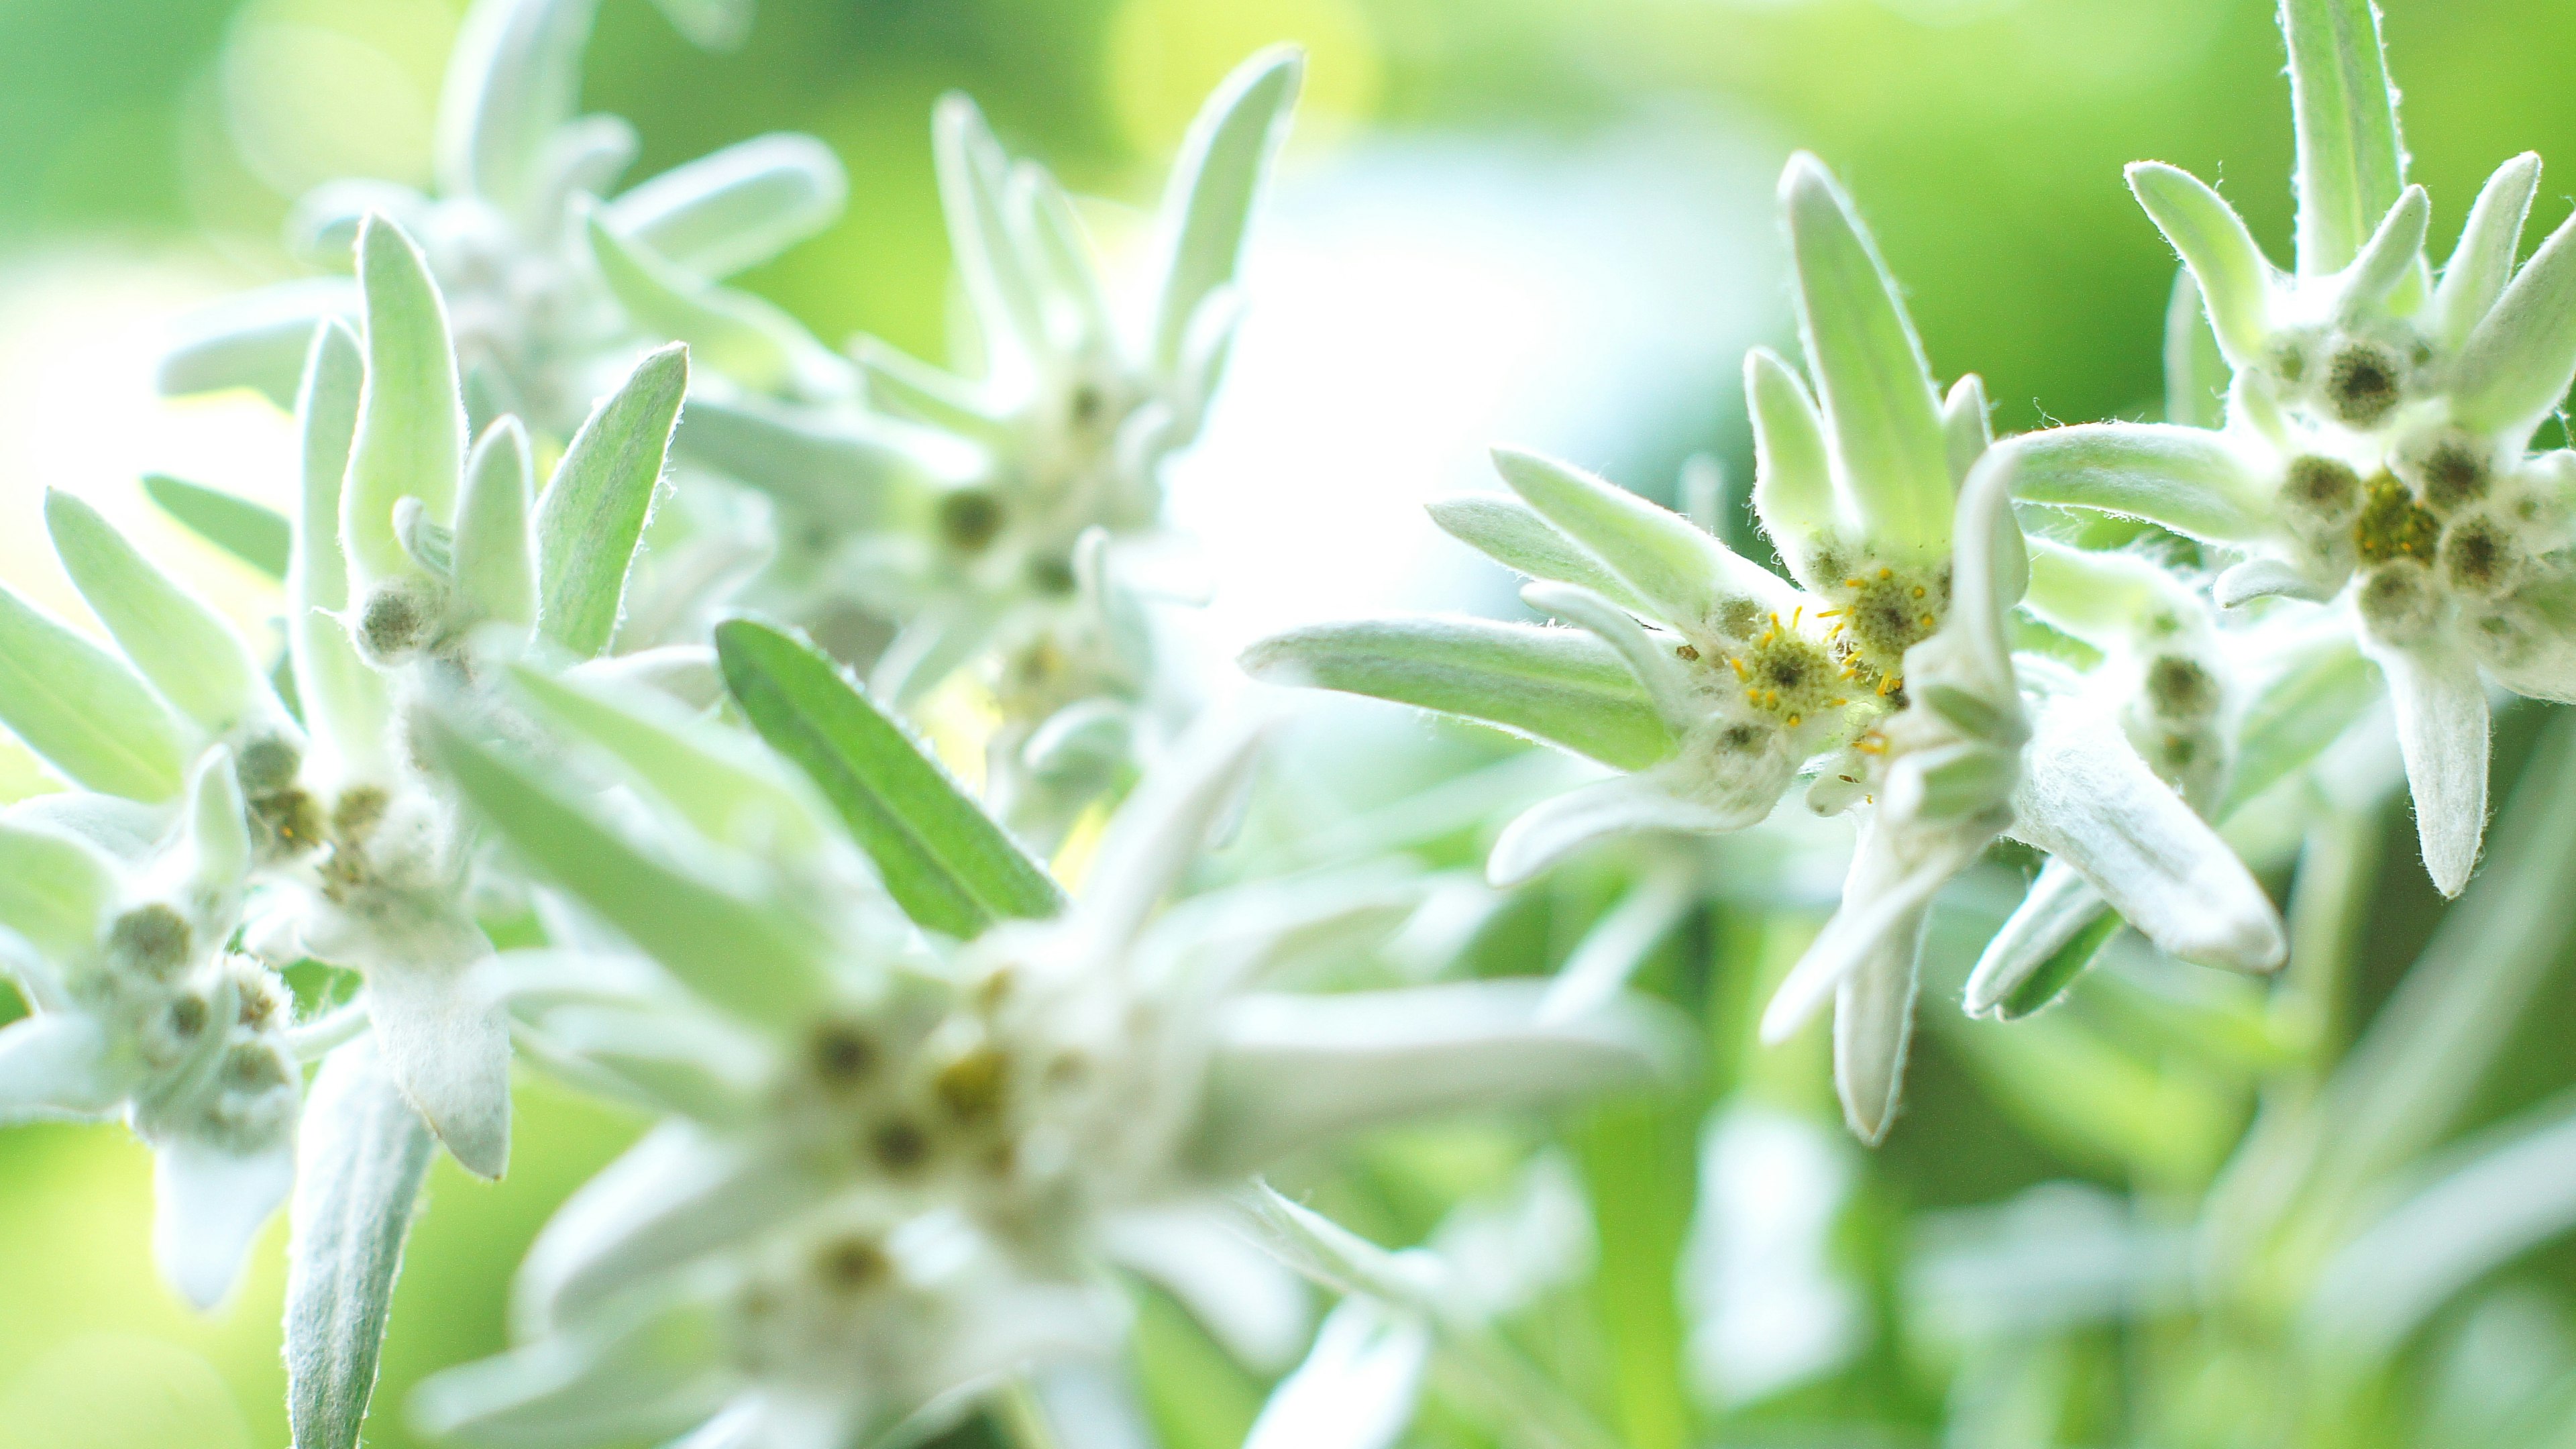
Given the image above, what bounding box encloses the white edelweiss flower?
[676,49,1303,846]
[1246,156,2275,1140]
[160,0,847,437]
[409,641,1674,1445]
[0,749,303,1309]
[2011,11,2576,896]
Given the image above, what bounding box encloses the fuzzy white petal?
[0,1013,125,1121]
[1489,774,1754,888]
[1242,1297,1429,1449]
[1962,859,2106,1018]
[1831,920,1921,1144]
[154,1134,295,1309]
[1102,1201,1312,1373]
[2011,700,2285,971]
[364,944,513,1179]
[2373,641,2492,896]
[1760,820,1972,1044]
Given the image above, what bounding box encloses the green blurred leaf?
[714,617,1065,938]
[144,474,290,581]
[1150,46,1303,376]
[46,489,272,737]
[0,582,193,802]
[285,1040,435,1449]
[537,344,687,658]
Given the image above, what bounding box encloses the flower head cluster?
[0,751,301,1308]
[1249,156,2282,1138]
[405,629,1669,1446]
[0,210,684,1209]
[686,51,1300,843]
[2008,3,2576,896]
[162,0,845,439]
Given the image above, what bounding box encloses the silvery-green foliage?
[690,49,1301,847]
[161,0,843,439]
[1246,154,2280,1140]
[0,749,297,1309]
[405,629,1672,1448]
[2011,0,2576,898]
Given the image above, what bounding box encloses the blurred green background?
[6,1,2576,1445]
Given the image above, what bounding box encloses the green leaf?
[2127,162,2275,370]
[2448,207,2576,439]
[508,662,826,857]
[2008,422,2273,544]
[424,711,832,1028]
[288,321,393,775]
[1150,46,1303,376]
[1491,447,1792,629]
[453,419,537,631]
[2221,631,2379,818]
[0,818,117,965]
[1240,616,1673,772]
[0,583,193,802]
[44,490,274,737]
[605,133,847,280]
[2163,268,2230,429]
[538,344,687,657]
[1780,154,1951,557]
[156,278,356,408]
[1744,345,1839,571]
[2337,184,2430,319]
[1425,495,1651,615]
[714,618,1066,937]
[673,392,939,532]
[343,217,466,590]
[435,0,594,212]
[2001,907,2121,1022]
[585,212,848,400]
[2282,0,2408,278]
[2434,154,2541,351]
[144,474,291,581]
[284,1041,435,1449]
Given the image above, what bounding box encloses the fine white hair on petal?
[2371,639,2493,897]
[154,1134,298,1311]
[1831,914,1923,1146]
[2010,698,2286,973]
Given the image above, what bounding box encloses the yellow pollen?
[1879,568,1893,580]
[1817,607,1844,619]
[1844,577,1865,589]
[1785,712,1802,727]
[1827,697,1848,707]
[1790,606,1803,629]
[1728,657,1748,680]
[1918,613,1936,628]
[1877,675,1900,696]
[1911,586,1927,599]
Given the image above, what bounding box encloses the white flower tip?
[1756,978,1822,1046]
[154,1138,294,1311]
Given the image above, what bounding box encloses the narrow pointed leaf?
[1426,496,1651,615]
[157,278,357,407]
[932,95,1049,369]
[286,1040,436,1449]
[606,133,848,279]
[673,393,945,532]
[0,583,193,801]
[1941,373,1990,486]
[1150,46,1303,374]
[1195,979,1672,1173]
[46,490,272,736]
[2127,162,2275,368]
[2375,641,2489,896]
[2338,185,2430,320]
[145,475,291,581]
[2449,207,2576,437]
[436,0,596,211]
[584,214,849,399]
[714,618,1065,936]
[1745,346,1839,566]
[425,712,831,1026]
[1242,616,1671,771]
[155,1136,294,1309]
[290,321,392,775]
[539,344,688,657]
[0,818,117,964]
[2014,702,2286,971]
[1833,926,1920,1144]
[2007,422,2272,543]
[455,419,538,629]
[1781,154,1950,554]
[1493,446,1792,627]
[0,1014,123,1120]
[511,662,825,855]
[1488,775,1757,888]
[2282,0,2408,277]
[2435,154,2541,350]
[1963,859,2108,1018]
[2164,268,2230,429]
[343,217,466,588]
